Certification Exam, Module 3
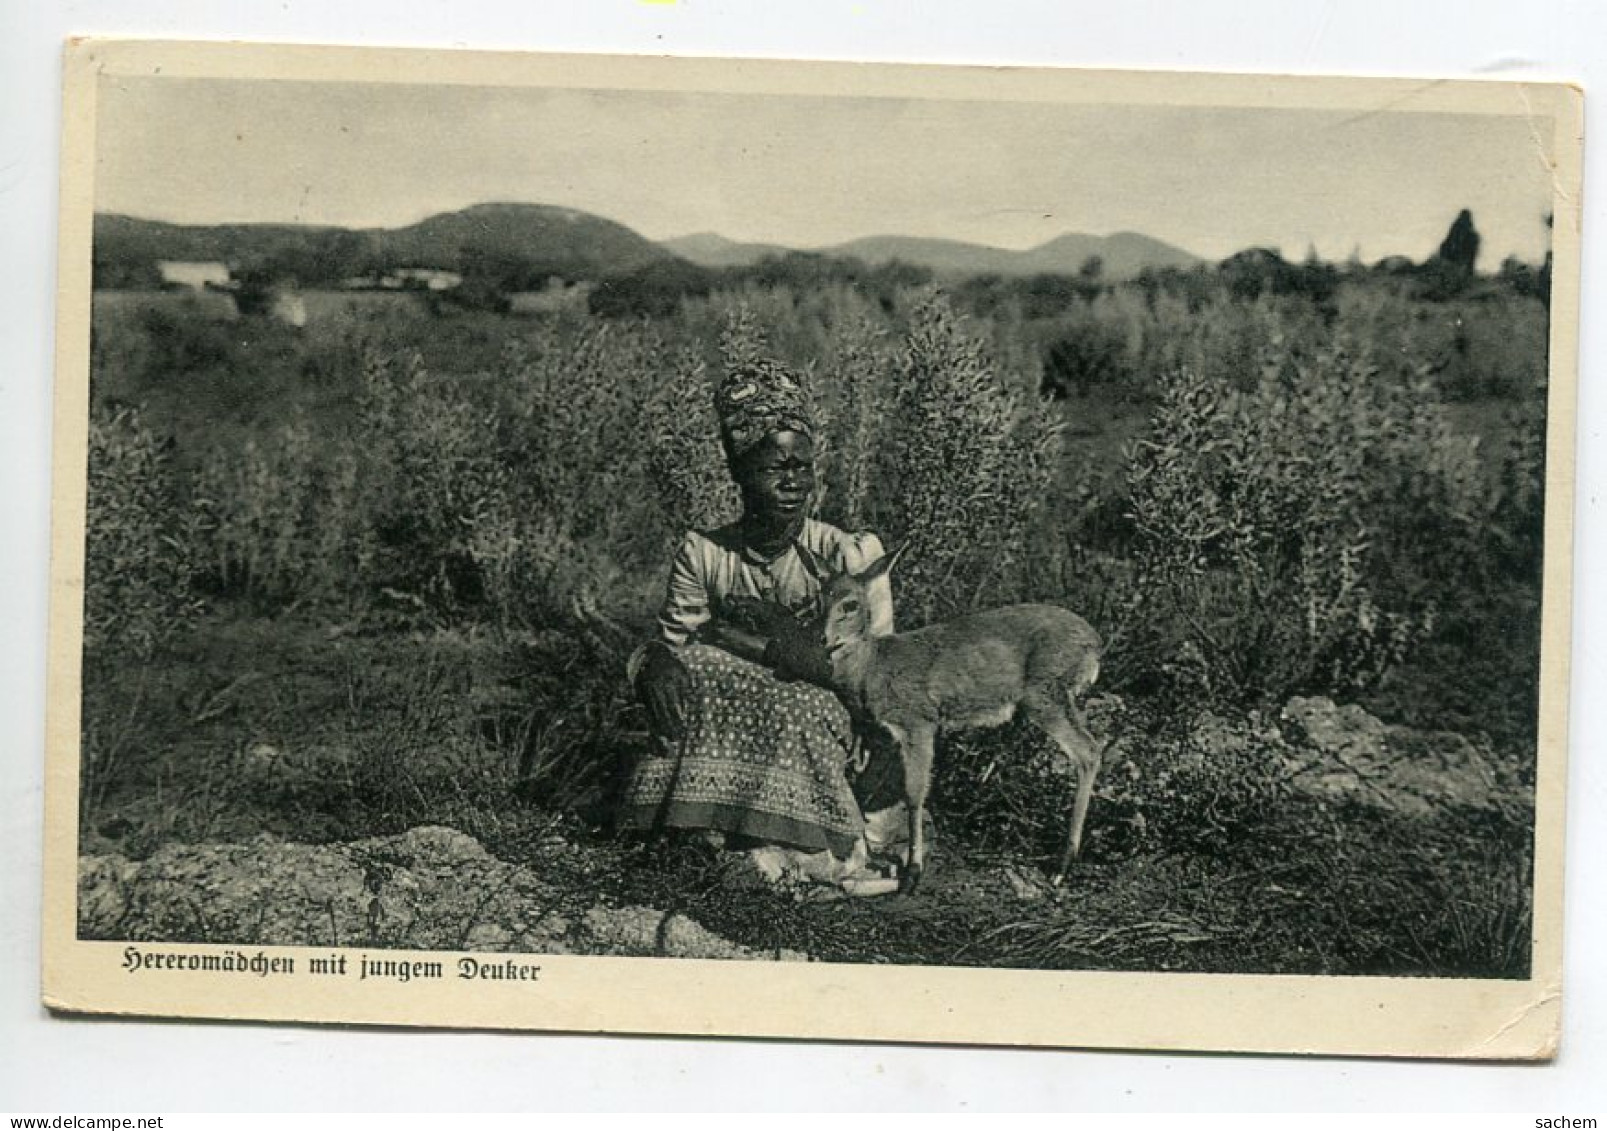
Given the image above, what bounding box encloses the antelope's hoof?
[1049,872,1066,888]
[899,862,923,896]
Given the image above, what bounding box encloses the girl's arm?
[656,533,713,646]
[694,619,770,664]
[655,531,820,669]
[654,532,770,662]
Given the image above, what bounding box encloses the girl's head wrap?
[714,357,814,465]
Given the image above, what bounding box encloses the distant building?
[508,278,592,315]
[393,268,462,292]
[157,260,231,290]
[341,268,462,292]
[268,290,307,328]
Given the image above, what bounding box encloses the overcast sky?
[94,75,1557,266]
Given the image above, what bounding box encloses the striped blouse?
[656,518,895,647]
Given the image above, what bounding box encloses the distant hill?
[1016,231,1200,278]
[381,203,671,276]
[93,214,347,270]
[664,229,1200,278]
[95,202,1199,291]
[94,203,677,286]
[828,236,1022,275]
[660,232,790,269]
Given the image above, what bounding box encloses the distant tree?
[1016,273,1082,319]
[1042,316,1128,400]
[1218,248,1296,301]
[232,260,279,317]
[952,273,1009,317]
[444,245,558,313]
[747,251,839,291]
[1539,211,1554,309]
[1498,255,1542,300]
[1372,255,1418,278]
[588,259,715,319]
[1434,209,1481,277]
[1413,209,1484,300]
[307,229,372,284]
[1296,245,1339,307]
[1134,264,1215,312]
[864,258,934,298]
[92,250,161,290]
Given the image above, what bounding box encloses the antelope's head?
[797,542,906,654]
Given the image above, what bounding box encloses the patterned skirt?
[619,644,865,858]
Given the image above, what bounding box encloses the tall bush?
[870,294,1063,625]
[84,407,203,659]
[475,324,668,633]
[358,349,511,610]
[813,315,895,531]
[1121,334,1484,705]
[194,418,368,606]
[645,346,742,535]
[82,407,206,818]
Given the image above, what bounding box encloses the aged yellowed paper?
[44,38,1581,1057]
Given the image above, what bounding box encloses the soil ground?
[79,612,1534,978]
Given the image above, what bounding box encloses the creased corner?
[1462,984,1561,1061]
[41,986,80,1015]
[1515,85,1576,219]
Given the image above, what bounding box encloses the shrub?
[1120,333,1485,707]
[84,407,203,659]
[138,303,237,374]
[476,323,669,633]
[644,343,742,534]
[868,293,1063,624]
[82,406,205,817]
[357,349,512,611]
[1092,707,1296,856]
[812,314,894,530]
[193,418,369,607]
[1041,312,1129,400]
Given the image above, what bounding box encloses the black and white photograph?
[41,40,1579,1056]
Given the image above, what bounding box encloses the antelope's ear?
[855,542,907,583]
[794,541,833,584]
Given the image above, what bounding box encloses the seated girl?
[620,357,894,886]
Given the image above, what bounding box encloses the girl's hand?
[636,642,691,741]
[764,619,836,687]
[718,595,798,637]
[695,614,771,665]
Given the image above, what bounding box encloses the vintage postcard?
[43,39,1581,1057]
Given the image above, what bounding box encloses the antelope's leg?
[898,726,936,895]
[1035,699,1103,884]
[1057,754,1100,882]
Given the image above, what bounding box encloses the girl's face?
[736,430,816,528]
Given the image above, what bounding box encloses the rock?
[78,825,804,961]
[383,825,491,866]
[1085,693,1128,735]
[1189,710,1253,758]
[464,923,514,951]
[1279,697,1526,818]
[76,855,138,932]
[580,906,807,962]
[998,863,1053,903]
[1281,696,1390,760]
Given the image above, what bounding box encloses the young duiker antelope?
[808,544,1105,895]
